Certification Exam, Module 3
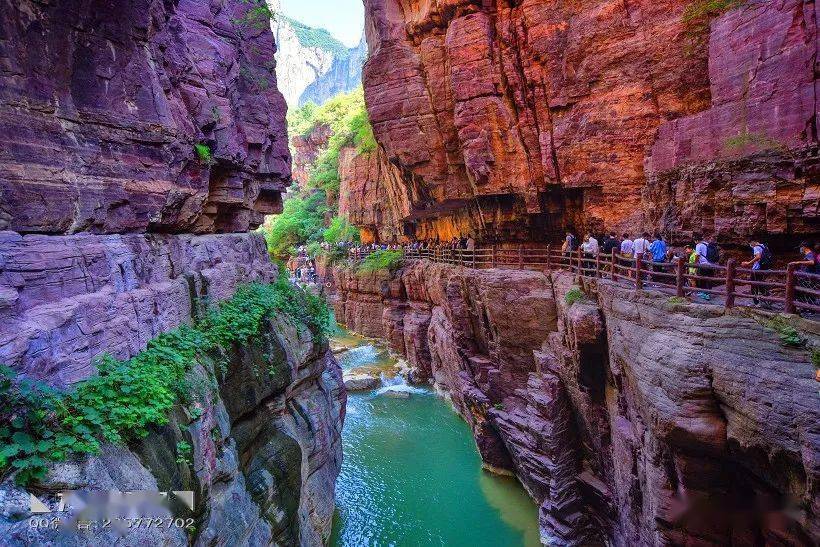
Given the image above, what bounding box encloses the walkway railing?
[346,245,820,315]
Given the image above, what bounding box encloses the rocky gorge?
[328,260,819,545]
[0,0,345,545]
[346,0,818,246]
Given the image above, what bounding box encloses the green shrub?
[358,250,404,273]
[565,287,585,306]
[324,216,360,245]
[232,0,274,30]
[281,16,349,58]
[668,296,686,304]
[275,87,375,260]
[0,278,332,485]
[682,0,745,33]
[764,317,806,348]
[724,130,786,153]
[175,441,192,466]
[812,350,820,370]
[259,191,328,259]
[194,143,213,164]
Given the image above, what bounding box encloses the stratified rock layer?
[0,312,345,546]
[0,231,276,386]
[0,0,291,235]
[331,261,819,544]
[356,0,818,244]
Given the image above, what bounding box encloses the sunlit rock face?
[357,0,818,244]
[271,0,366,108]
[0,0,291,235]
[330,261,819,544]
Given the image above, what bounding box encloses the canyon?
[0,0,345,545]
[342,0,819,246]
[329,260,819,544]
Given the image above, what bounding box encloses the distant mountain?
[301,33,367,107]
[270,7,366,107]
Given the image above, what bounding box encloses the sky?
[279,0,364,47]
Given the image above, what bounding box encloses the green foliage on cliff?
[358,250,404,273]
[282,16,349,59]
[0,278,332,485]
[682,0,745,34]
[263,88,370,259]
[194,143,213,164]
[324,216,360,245]
[565,287,585,306]
[261,191,329,259]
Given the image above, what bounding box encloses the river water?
[329,329,540,546]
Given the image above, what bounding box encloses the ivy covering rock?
[0,277,333,485]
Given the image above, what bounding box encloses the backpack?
[567,235,577,251]
[758,245,773,270]
[706,242,720,264]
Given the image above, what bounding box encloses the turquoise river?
[329,329,540,546]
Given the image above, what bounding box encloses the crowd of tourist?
[564,231,819,308]
[293,231,819,311]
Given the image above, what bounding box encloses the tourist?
[633,232,650,259]
[693,233,712,300]
[706,235,721,265]
[741,239,771,308]
[795,241,817,309]
[649,234,667,282]
[685,244,698,291]
[602,232,619,255]
[562,230,577,259]
[466,235,475,252]
[620,233,634,257]
[581,234,599,275]
[581,233,599,255]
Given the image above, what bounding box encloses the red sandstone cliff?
[330,261,820,544]
[0,0,291,235]
[353,0,818,244]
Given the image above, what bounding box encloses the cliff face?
[272,12,365,108]
[356,0,818,244]
[0,0,291,235]
[301,35,368,107]
[0,3,345,545]
[331,262,819,544]
[0,311,345,546]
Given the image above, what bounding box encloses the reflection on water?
[330,329,540,546]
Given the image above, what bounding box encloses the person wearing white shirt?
[620,234,634,256]
[632,232,650,259]
[581,234,599,255]
[692,233,711,300]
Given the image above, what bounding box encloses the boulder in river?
[343,371,382,391]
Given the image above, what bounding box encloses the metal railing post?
[785,263,797,314]
[635,255,643,290]
[546,244,552,271]
[725,258,736,308]
[518,244,524,268]
[595,252,601,279]
[676,257,685,297]
[491,244,496,268]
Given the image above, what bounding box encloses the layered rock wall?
[0,0,291,235]
[0,312,345,546]
[331,261,819,544]
[1,3,345,545]
[355,0,818,245]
